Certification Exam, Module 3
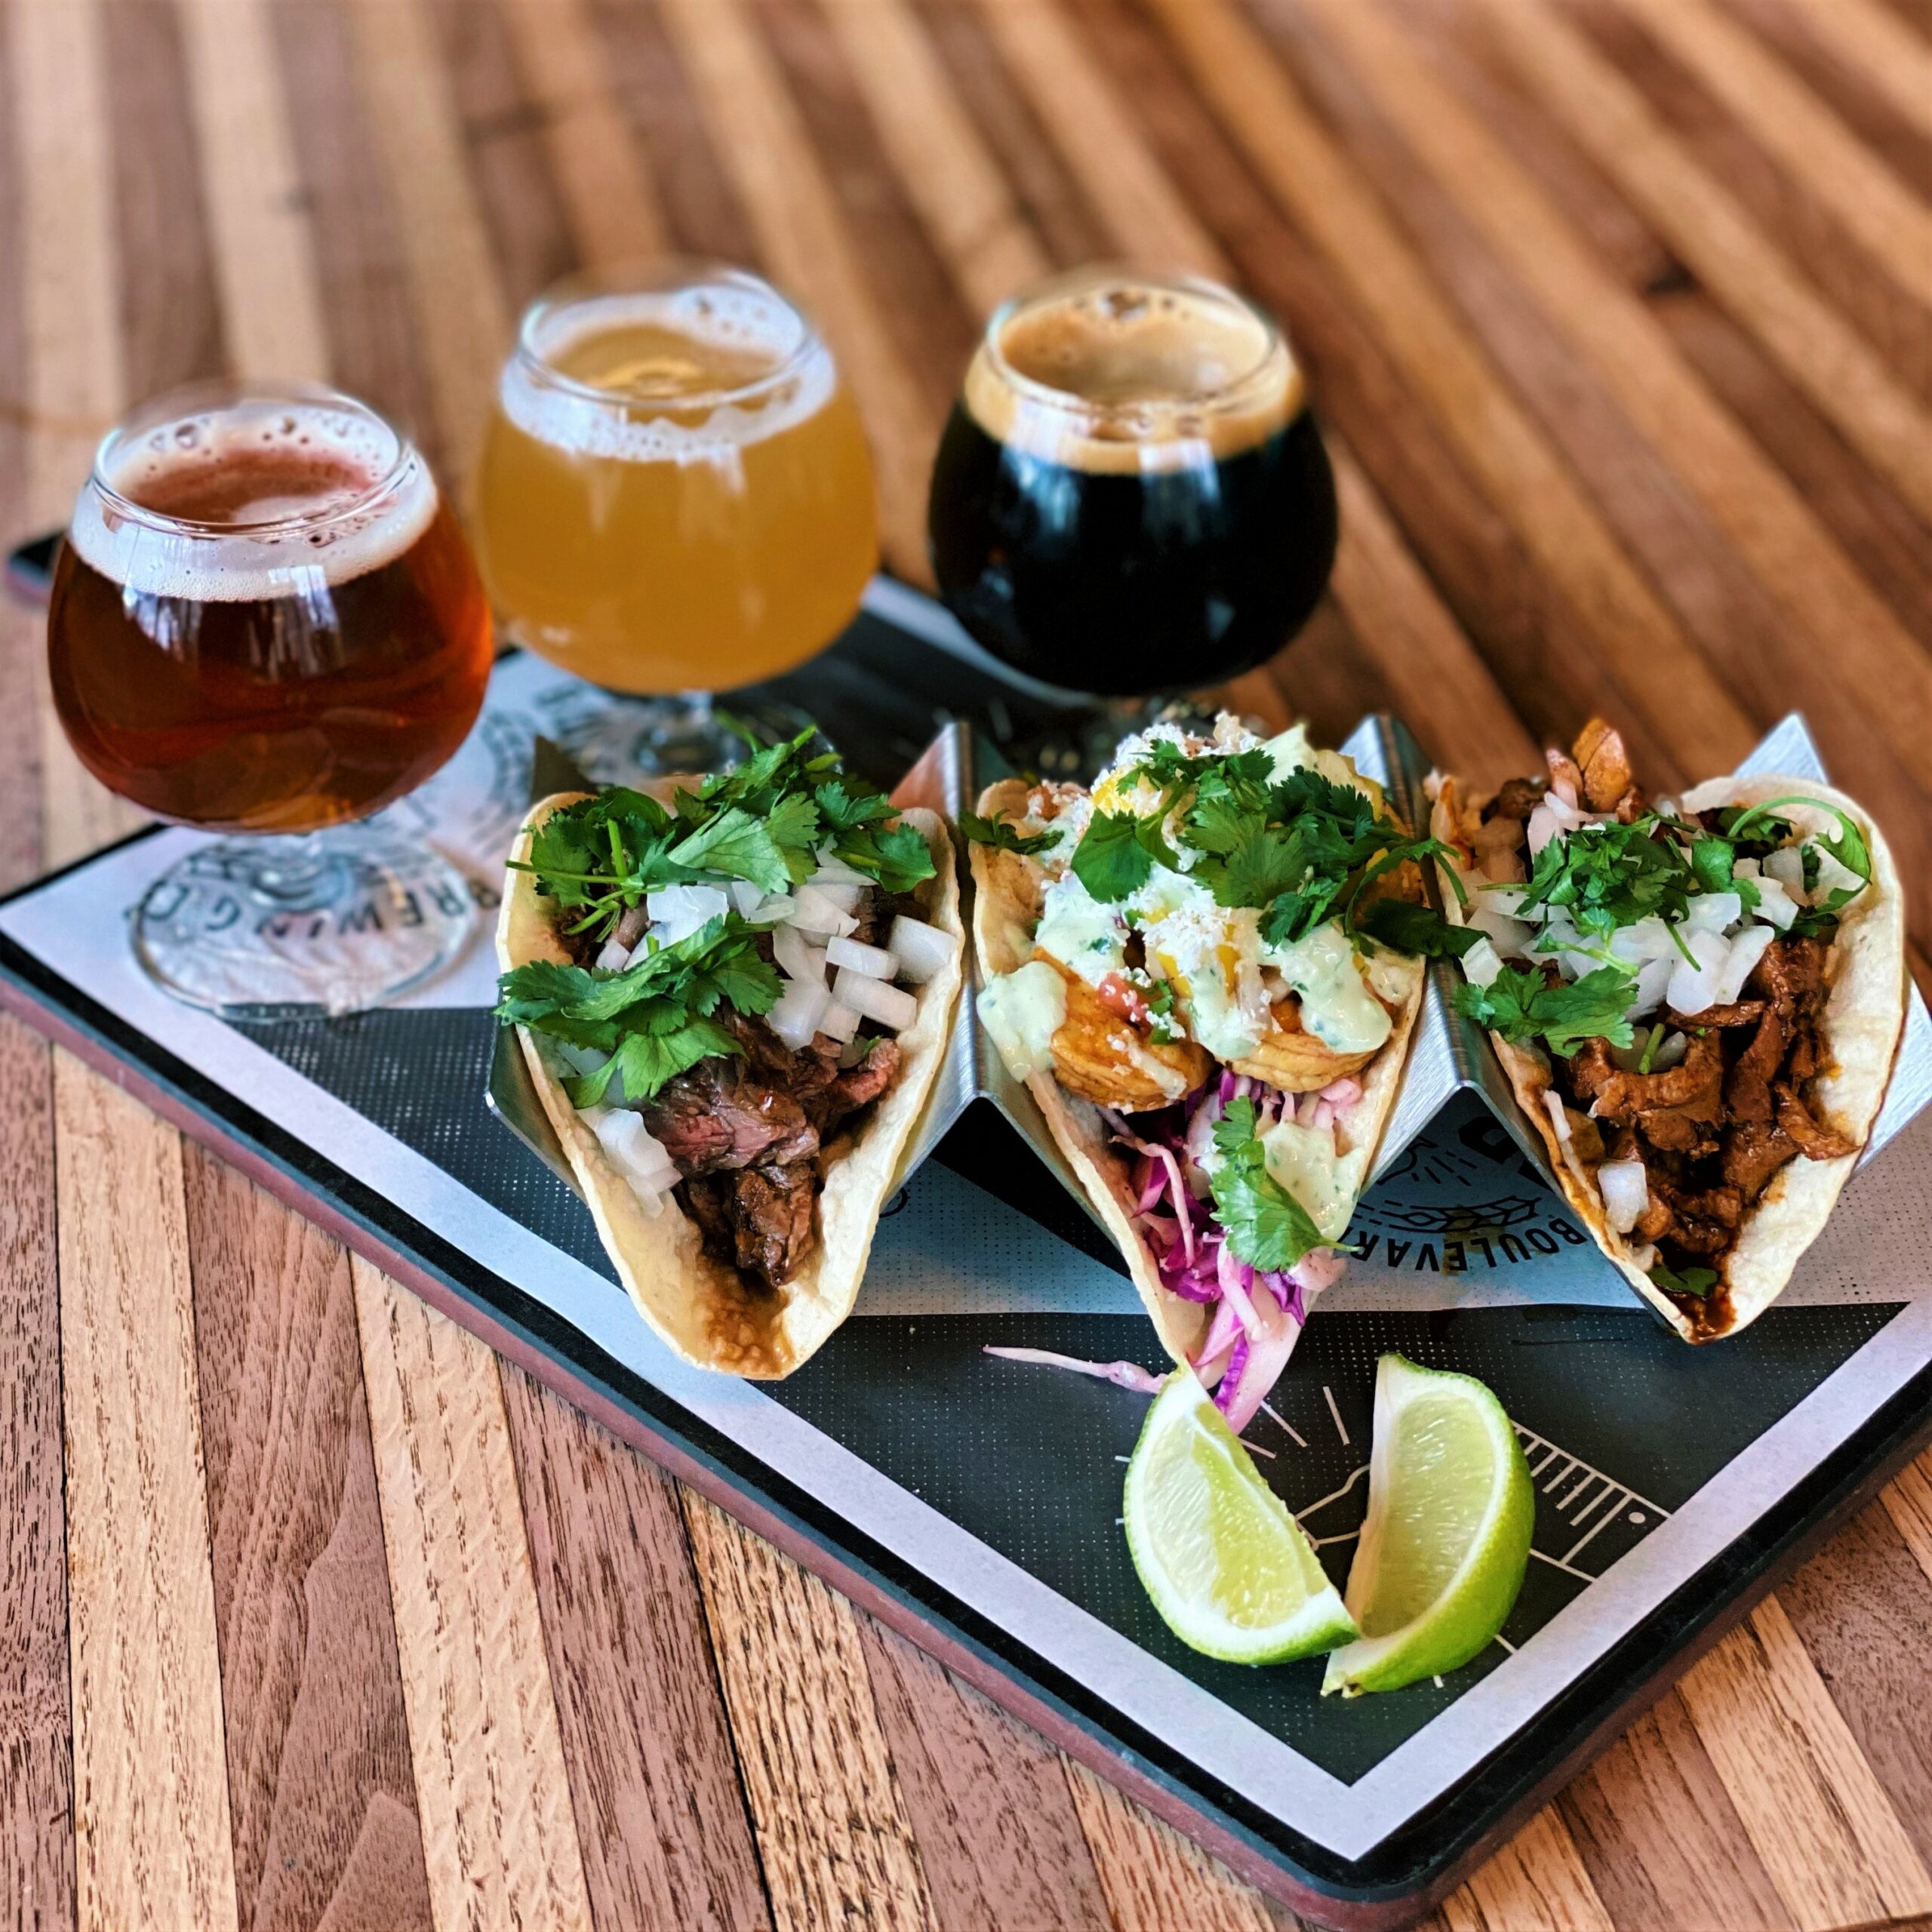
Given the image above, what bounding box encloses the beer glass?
[928,266,1337,697]
[471,261,878,771]
[48,380,494,1016]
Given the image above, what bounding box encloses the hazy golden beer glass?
[472,264,877,729]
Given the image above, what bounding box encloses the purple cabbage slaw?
[1103,1070,1354,1434]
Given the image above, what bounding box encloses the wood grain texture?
[495,1366,772,1932]
[1558,1688,1795,1932]
[54,1053,240,1931]
[178,0,329,383]
[1438,1805,1615,1932]
[858,1620,1112,1931]
[682,1493,936,1932]
[183,1150,432,1932]
[1883,1449,1932,1593]
[656,0,940,580]
[1062,1758,1274,1932]
[0,1015,73,1932]
[1677,1603,1932,1928]
[351,1259,593,1932]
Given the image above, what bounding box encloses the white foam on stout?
[69,401,437,601]
[499,284,835,464]
[964,281,1305,475]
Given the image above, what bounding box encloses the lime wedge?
[1321,1355,1533,1697]
[1124,1374,1358,1665]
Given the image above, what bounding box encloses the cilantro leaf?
[664,805,793,894]
[1070,810,1176,902]
[958,810,1057,857]
[1454,962,1635,1057]
[1357,899,1483,958]
[1208,1097,1331,1271]
[1517,818,1697,939]
[814,778,895,833]
[1649,1259,1719,1300]
[837,819,938,895]
[1689,834,1736,897]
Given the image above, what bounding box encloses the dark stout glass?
[928,270,1337,696]
[51,395,492,832]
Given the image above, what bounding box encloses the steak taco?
[1429,720,1906,1340]
[496,729,962,1377]
[965,714,1447,1429]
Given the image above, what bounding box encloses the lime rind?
[1124,1374,1358,1666]
[1321,1355,1534,1697]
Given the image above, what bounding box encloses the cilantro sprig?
[1453,962,1636,1058]
[1064,745,1459,954]
[515,722,936,946]
[496,913,781,1106]
[958,810,1059,858]
[1208,1097,1331,1272]
[1724,795,1872,938]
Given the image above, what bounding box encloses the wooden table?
[4,0,1930,1925]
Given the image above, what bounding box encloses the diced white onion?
[595,939,632,974]
[788,884,861,937]
[728,879,766,918]
[1663,928,1730,1015]
[1527,804,1563,859]
[833,965,918,1032]
[750,892,798,922]
[1542,1089,1573,1142]
[553,1041,610,1081]
[1752,876,1798,930]
[1598,1159,1648,1235]
[1653,1029,1689,1071]
[1711,923,1775,1007]
[808,880,863,914]
[1685,891,1741,936]
[768,979,832,1051]
[1461,937,1504,989]
[1469,906,1535,958]
[818,998,862,1044]
[587,1107,678,1205]
[887,914,958,984]
[646,883,731,943]
[827,934,898,978]
[1610,915,1679,965]
[1764,846,1808,903]
[1734,857,1761,879]
[1627,955,1676,1018]
[774,922,827,988]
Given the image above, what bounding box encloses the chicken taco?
[495,728,962,1377]
[1430,720,1906,1340]
[965,714,1448,1429]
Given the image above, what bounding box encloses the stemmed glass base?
[131,823,478,1020]
[552,691,817,782]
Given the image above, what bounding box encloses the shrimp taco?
[964,713,1447,1429]
[1429,720,1906,1340]
[495,728,962,1377]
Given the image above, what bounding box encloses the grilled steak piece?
[731,1160,819,1287]
[1723,1119,1799,1202]
[1564,1036,1620,1107]
[1672,1001,1764,1029]
[1749,937,1831,1020]
[1775,1085,1857,1161]
[1724,1006,1787,1124]
[645,1059,818,1173]
[1592,1032,1724,1123]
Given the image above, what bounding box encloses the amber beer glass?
[48,380,494,1016]
[928,267,1337,696]
[471,263,877,768]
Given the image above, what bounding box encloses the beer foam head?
[499,279,836,464]
[69,397,438,601]
[964,274,1303,474]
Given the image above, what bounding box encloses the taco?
[964,713,1444,1429]
[1429,718,1906,1341]
[495,729,962,1377]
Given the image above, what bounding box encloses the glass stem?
[251,830,351,906]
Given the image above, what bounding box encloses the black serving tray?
[2,585,1929,1928]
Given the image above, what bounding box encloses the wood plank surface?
[5,0,1932,1925]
